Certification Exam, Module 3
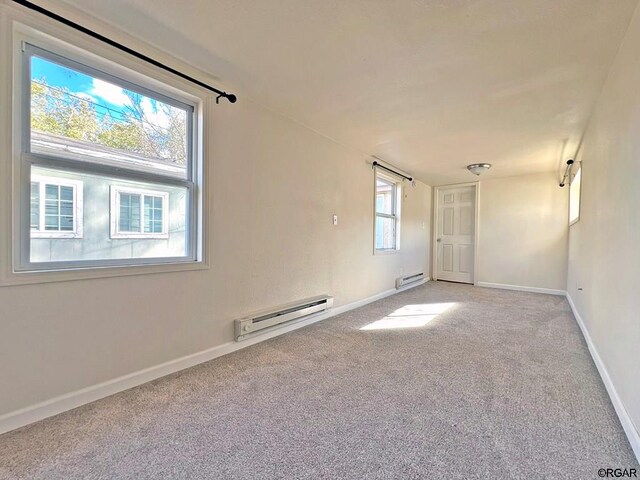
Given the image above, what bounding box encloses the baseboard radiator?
[396,272,425,289]
[235,295,334,341]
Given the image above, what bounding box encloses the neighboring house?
[30,131,187,262]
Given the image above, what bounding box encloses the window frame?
[1,14,210,286]
[110,186,169,239]
[374,170,402,253]
[30,174,84,239]
[20,43,193,264]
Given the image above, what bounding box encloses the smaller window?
[569,164,582,225]
[30,176,83,238]
[110,186,169,239]
[374,172,401,251]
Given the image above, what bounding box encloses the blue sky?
[31,55,175,128]
[32,56,92,93]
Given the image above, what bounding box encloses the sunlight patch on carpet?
[360,302,456,330]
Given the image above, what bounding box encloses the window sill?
[0,259,208,287]
[110,234,170,240]
[374,248,400,256]
[31,233,83,239]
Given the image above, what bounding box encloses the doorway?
[433,184,478,284]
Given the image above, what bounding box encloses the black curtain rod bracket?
[372,161,413,182]
[559,159,574,187]
[12,0,238,104]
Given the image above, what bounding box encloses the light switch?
[333,214,338,225]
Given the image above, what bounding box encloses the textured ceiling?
[51,0,638,185]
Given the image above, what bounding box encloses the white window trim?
[0,8,211,286]
[110,186,169,239]
[374,170,402,254]
[31,175,84,239]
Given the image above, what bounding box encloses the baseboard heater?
[396,272,425,289]
[235,295,334,341]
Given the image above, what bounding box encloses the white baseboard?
[476,281,566,296]
[566,293,640,462]
[0,278,429,435]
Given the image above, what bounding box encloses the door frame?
[432,182,480,284]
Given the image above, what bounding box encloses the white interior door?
[436,185,476,284]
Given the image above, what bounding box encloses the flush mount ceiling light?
[467,163,492,176]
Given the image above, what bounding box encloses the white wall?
[477,172,568,291]
[567,2,640,440]
[0,6,431,418]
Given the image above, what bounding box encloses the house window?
[30,176,83,238]
[16,36,200,272]
[374,172,401,251]
[569,164,581,225]
[110,187,169,238]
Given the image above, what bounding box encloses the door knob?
[437,238,442,242]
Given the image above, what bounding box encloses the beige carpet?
[0,281,637,479]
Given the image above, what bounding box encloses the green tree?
[97,118,145,152]
[31,79,99,142]
[31,78,186,165]
[123,91,187,165]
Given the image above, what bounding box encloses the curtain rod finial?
[216,93,237,104]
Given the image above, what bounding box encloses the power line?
[32,80,183,133]
[33,80,177,133]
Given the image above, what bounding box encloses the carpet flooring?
[0,281,637,479]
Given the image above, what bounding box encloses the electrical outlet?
[333,214,338,226]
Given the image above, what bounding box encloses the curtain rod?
[559,159,574,187]
[11,0,237,104]
[372,161,413,182]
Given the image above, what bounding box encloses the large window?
[374,172,401,251]
[16,38,200,271]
